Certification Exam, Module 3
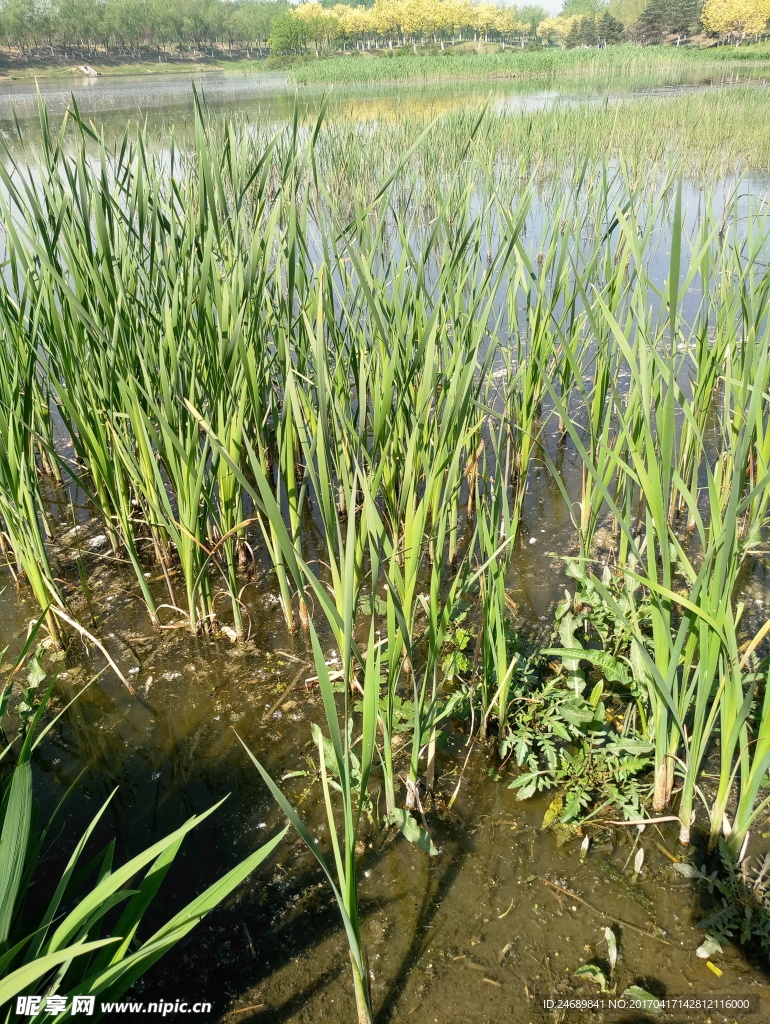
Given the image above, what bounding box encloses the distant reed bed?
[290,43,770,84]
[314,86,770,178]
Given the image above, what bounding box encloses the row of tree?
[0,0,288,56]
[701,0,770,41]
[0,0,766,60]
[274,0,768,51]
[536,11,625,46]
[273,0,547,54]
[558,0,769,43]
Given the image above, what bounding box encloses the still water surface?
[0,66,766,136]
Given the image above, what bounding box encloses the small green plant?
[674,841,770,959]
[501,675,601,781]
[440,609,474,681]
[504,682,653,822]
[575,926,617,994]
[502,595,654,823]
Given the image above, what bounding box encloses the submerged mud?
[4,511,770,1023]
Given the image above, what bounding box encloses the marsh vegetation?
[1,75,770,1022]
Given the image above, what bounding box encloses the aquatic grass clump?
[289,44,770,85]
[526,181,770,853]
[314,86,770,179]
[0,331,64,646]
[0,99,770,943]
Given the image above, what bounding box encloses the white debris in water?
[529,537,537,545]
[162,671,182,680]
[151,772,160,780]
[86,534,109,551]
[256,822,267,829]
[128,667,139,675]
[62,523,89,540]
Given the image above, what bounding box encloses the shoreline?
[0,56,276,82]
[3,41,770,86]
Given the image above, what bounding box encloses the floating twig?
[606,815,680,827]
[261,663,310,722]
[49,606,135,695]
[497,898,515,920]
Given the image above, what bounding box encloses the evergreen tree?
[669,0,699,34]
[580,12,599,42]
[598,9,625,41]
[566,16,582,44]
[635,0,668,40]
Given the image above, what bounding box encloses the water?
[3,69,770,1024]
[0,66,766,141]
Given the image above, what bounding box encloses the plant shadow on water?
[17,594,770,1023]
[7,464,770,1021]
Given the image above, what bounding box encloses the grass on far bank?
[4,39,770,83]
[289,41,770,84]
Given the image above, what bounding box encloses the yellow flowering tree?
[701,0,770,41]
[442,0,476,40]
[537,14,577,46]
[334,4,373,48]
[472,2,500,40]
[372,0,402,46]
[293,1,342,55]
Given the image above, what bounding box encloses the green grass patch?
[290,43,770,84]
[314,85,770,178]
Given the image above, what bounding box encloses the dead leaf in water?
[542,792,563,829]
[574,964,608,993]
[603,927,617,975]
[498,942,513,964]
[672,862,700,879]
[622,986,660,1012]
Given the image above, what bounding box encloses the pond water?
[0,65,766,140]
[3,68,770,1024]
